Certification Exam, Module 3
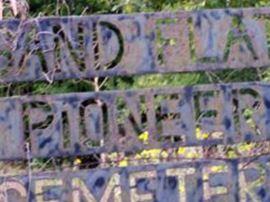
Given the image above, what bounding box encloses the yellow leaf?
[238,143,254,152]
[138,131,149,144]
[177,147,186,155]
[196,127,209,140]
[74,158,82,165]
[211,165,225,172]
[119,158,128,167]
[186,151,199,158]
[227,150,238,158]
[169,38,176,46]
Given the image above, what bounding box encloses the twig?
[80,6,89,16]
[99,77,109,89]
[26,142,32,202]
[10,0,18,16]
[0,0,3,20]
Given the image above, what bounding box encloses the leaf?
[138,131,149,144]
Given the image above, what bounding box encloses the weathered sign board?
[1,6,270,202]
[0,81,270,160]
[1,155,270,202]
[1,7,270,82]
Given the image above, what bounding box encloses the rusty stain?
[0,8,269,82]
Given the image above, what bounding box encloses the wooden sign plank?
[0,7,270,83]
[0,155,269,201]
[0,81,269,160]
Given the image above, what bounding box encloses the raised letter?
[155,90,196,145]
[72,174,121,201]
[154,17,190,68]
[203,163,236,201]
[238,162,268,201]
[129,171,156,202]
[224,15,258,66]
[0,181,27,201]
[35,179,63,202]
[166,167,195,202]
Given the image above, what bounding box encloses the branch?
[10,0,18,16]
[0,0,3,20]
